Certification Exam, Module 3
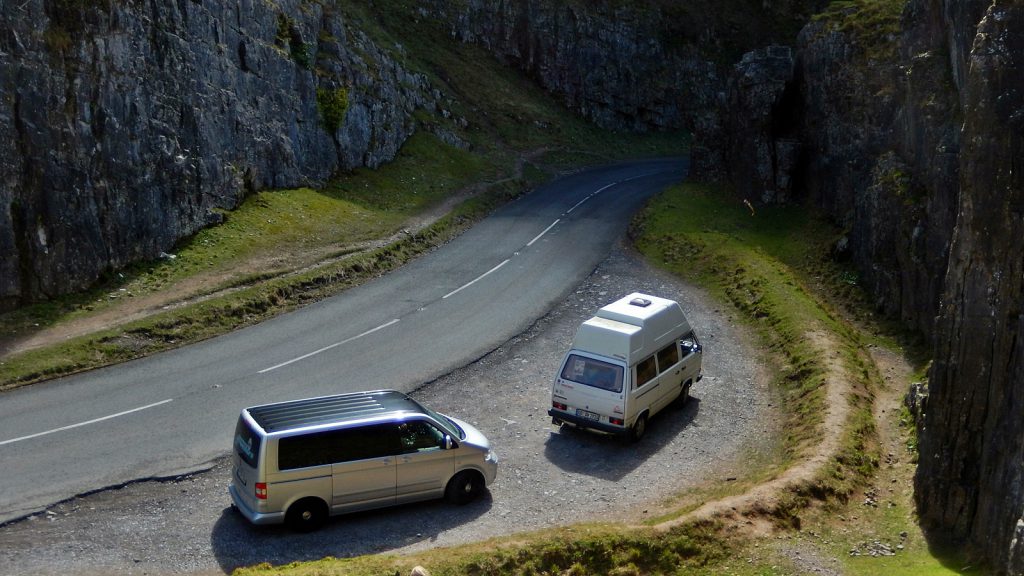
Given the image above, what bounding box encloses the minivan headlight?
[485,450,498,464]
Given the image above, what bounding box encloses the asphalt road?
[0,158,687,524]
[0,234,774,576]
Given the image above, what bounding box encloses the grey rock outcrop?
[721,46,799,204]
[694,0,1024,570]
[421,0,725,134]
[0,0,433,309]
[915,2,1024,573]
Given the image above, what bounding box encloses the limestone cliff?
[713,1,1024,571]
[915,2,1024,572]
[0,0,434,309]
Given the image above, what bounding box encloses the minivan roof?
[246,389,422,433]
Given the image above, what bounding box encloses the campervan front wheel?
[678,381,692,406]
[630,414,648,443]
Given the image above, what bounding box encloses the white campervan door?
[629,339,689,420]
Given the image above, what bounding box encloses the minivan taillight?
[255,482,268,500]
[552,401,567,411]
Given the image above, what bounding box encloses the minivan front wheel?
[446,471,483,505]
[286,498,328,532]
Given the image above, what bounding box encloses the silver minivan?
[229,389,498,531]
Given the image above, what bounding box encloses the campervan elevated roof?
[571,293,691,364]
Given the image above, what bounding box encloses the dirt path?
[651,328,855,534]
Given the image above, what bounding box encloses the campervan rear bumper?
[549,410,629,436]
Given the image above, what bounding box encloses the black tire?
[445,471,483,505]
[630,413,648,443]
[677,382,692,407]
[285,498,328,532]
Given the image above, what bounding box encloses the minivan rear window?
[278,423,399,470]
[560,354,624,393]
[234,417,262,468]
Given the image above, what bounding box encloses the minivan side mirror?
[444,435,455,450]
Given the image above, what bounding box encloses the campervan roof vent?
[629,297,651,307]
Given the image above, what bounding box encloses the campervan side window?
[636,356,658,387]
[656,343,679,371]
[278,423,399,470]
[561,354,624,393]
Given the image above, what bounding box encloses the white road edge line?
[443,259,511,299]
[258,319,401,374]
[0,398,174,447]
[526,219,560,247]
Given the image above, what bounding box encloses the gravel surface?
[0,241,776,575]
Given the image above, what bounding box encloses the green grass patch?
[813,0,907,60]
[631,183,854,464]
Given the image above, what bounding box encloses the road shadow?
[211,491,491,573]
[543,396,701,481]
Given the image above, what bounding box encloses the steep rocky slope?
[712,0,1024,571]
[0,0,435,309]
[915,3,1024,572]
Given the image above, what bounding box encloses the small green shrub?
[316,87,350,134]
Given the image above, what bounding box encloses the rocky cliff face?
[915,2,1024,572]
[0,0,434,309]
[421,0,825,137]
[422,0,721,134]
[712,0,1024,571]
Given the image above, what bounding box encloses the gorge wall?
[0,0,436,309]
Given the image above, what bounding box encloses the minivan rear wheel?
[286,498,328,532]
[445,471,483,504]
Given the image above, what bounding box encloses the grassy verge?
[224,183,963,575]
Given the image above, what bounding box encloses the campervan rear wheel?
[286,498,328,532]
[630,414,648,443]
[446,471,483,504]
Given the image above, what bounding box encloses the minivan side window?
[278,423,399,470]
[656,343,679,372]
[635,355,658,388]
[398,420,447,453]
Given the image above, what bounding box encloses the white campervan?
[548,293,702,442]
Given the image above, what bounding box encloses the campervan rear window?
[234,417,262,468]
[561,354,624,393]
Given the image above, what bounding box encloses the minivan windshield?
[234,417,261,468]
[560,354,625,393]
[417,404,464,439]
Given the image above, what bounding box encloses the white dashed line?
[258,319,401,374]
[0,399,174,447]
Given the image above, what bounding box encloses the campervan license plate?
[576,409,600,421]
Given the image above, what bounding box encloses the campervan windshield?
[560,354,624,392]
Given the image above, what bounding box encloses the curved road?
[0,158,686,524]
